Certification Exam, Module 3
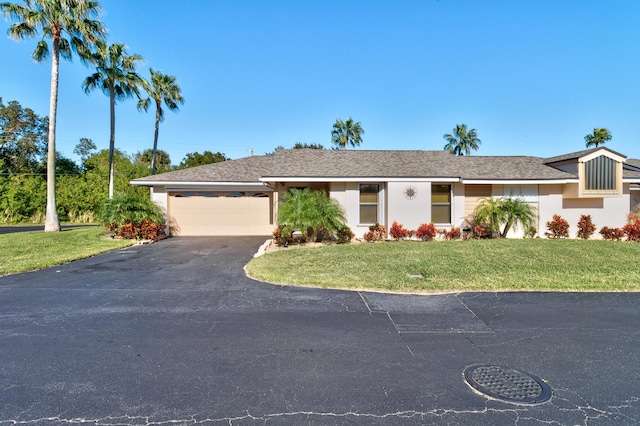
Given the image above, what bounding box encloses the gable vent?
[585,156,616,191]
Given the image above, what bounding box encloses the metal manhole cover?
[464,365,552,405]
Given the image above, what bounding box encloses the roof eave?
[130,180,268,187]
[260,176,462,183]
[462,179,578,185]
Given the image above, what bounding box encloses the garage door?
[168,191,274,236]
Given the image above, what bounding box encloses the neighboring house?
[131,147,640,238]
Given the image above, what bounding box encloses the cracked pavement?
[0,236,638,425]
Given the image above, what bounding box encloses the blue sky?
[1,0,639,165]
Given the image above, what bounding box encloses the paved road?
[0,236,638,425]
[0,224,98,234]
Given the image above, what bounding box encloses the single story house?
[131,147,640,239]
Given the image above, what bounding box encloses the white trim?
[131,180,270,188]
[623,178,640,184]
[462,179,576,185]
[260,176,460,183]
[580,149,626,163]
[166,186,274,193]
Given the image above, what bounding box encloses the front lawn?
[0,226,132,276]
[246,239,640,292]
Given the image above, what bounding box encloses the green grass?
[0,226,133,276]
[246,239,640,293]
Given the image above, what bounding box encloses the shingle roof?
[132,155,277,183]
[132,149,583,184]
[544,147,627,164]
[624,159,640,179]
[626,159,640,169]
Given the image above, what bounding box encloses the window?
[359,184,379,224]
[585,156,616,191]
[432,184,451,224]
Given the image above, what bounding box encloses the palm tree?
[1,0,105,231]
[473,196,537,238]
[443,124,482,156]
[584,127,612,148]
[331,117,364,150]
[137,68,184,175]
[83,41,143,198]
[135,148,171,172]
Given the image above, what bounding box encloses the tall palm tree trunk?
[151,105,161,175]
[108,86,116,198]
[44,35,61,232]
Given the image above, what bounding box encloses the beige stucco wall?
[452,183,465,229]
[328,181,465,238]
[150,186,168,228]
[538,184,631,238]
[331,182,386,237]
[386,182,432,230]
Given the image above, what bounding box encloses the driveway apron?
[0,236,638,425]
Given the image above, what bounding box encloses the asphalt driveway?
[0,236,638,425]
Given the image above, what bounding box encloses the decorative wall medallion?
[404,185,417,200]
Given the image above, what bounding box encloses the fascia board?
[580,150,626,163]
[260,176,461,183]
[462,179,577,185]
[130,180,270,188]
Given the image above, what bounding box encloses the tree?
[176,151,229,169]
[83,148,148,198]
[83,41,143,198]
[584,127,612,149]
[443,124,482,156]
[277,187,347,242]
[54,152,80,175]
[135,148,171,172]
[137,68,184,175]
[473,196,537,238]
[293,142,324,150]
[73,137,96,167]
[1,0,106,231]
[0,98,48,174]
[331,117,364,150]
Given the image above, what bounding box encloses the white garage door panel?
[169,192,273,236]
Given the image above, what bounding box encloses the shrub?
[600,226,625,241]
[363,231,378,242]
[415,223,437,241]
[97,193,164,227]
[277,188,347,242]
[473,196,537,238]
[623,219,640,242]
[576,214,596,240]
[545,214,569,239]
[473,224,491,239]
[116,223,139,239]
[364,223,386,242]
[97,193,165,239]
[335,225,354,244]
[443,227,462,240]
[138,220,164,240]
[390,221,410,240]
[273,225,294,245]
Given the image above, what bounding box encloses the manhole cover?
[464,365,552,405]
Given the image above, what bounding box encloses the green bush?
[473,196,538,238]
[335,224,354,244]
[97,193,164,231]
[277,188,347,242]
[0,175,46,223]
